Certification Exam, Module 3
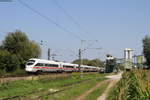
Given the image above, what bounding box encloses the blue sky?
[0,0,150,62]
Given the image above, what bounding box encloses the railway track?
[0,73,72,84]
[0,72,98,83]
[0,72,60,78]
[0,76,105,100]
[0,71,98,78]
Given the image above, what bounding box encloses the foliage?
[88,59,104,67]
[0,30,41,74]
[0,50,19,74]
[1,30,41,60]
[72,58,104,67]
[107,70,150,100]
[72,59,90,65]
[143,35,150,69]
[0,30,41,68]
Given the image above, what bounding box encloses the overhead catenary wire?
[17,0,103,63]
[17,0,82,40]
[51,0,91,38]
[50,0,102,52]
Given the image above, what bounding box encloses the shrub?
[0,50,19,74]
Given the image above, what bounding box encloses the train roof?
[28,58,60,64]
[60,62,78,66]
[28,58,99,68]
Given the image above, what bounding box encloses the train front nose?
[25,60,35,72]
[25,65,32,71]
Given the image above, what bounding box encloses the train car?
[89,66,99,72]
[81,65,90,72]
[61,62,78,72]
[25,58,100,73]
[25,58,62,73]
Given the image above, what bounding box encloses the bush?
[107,70,150,100]
[0,50,19,74]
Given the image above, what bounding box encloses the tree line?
[143,35,150,69]
[0,29,149,75]
[72,58,105,68]
[0,30,41,75]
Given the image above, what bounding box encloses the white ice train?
[25,58,100,73]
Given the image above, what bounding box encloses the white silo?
[124,48,133,70]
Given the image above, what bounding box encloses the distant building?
[105,54,116,73]
[124,48,133,70]
[133,55,144,69]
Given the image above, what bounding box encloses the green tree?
[143,35,150,69]
[72,58,104,67]
[88,59,104,67]
[0,50,19,74]
[1,30,41,69]
[72,59,90,65]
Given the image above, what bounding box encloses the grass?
[48,76,106,100]
[0,73,107,99]
[84,81,110,100]
[0,69,27,77]
[106,81,118,100]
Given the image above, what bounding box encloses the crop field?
[107,70,150,100]
[0,72,109,100]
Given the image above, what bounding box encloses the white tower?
[124,48,133,60]
[124,48,133,70]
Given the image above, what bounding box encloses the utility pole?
[79,48,82,72]
[79,40,100,76]
[48,48,51,60]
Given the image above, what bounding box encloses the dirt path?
[74,72,122,100]
[74,79,110,100]
[97,72,122,100]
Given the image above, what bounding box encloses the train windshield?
[26,60,35,65]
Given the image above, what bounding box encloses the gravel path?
[74,80,110,100]
[97,72,122,100]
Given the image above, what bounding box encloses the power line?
[17,0,82,40]
[51,0,91,38]
[51,0,102,52]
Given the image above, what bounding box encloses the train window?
[45,64,49,67]
[63,65,74,68]
[26,63,34,65]
[45,64,51,67]
[53,64,59,67]
[26,60,35,65]
[45,64,58,67]
[35,63,44,67]
[63,65,67,68]
[70,66,74,68]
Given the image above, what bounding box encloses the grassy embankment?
[0,69,27,78]
[49,76,109,100]
[0,72,108,100]
[84,81,109,100]
[107,70,150,100]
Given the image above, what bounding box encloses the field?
[107,70,150,100]
[0,72,110,100]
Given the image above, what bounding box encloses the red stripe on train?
[33,67,78,70]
